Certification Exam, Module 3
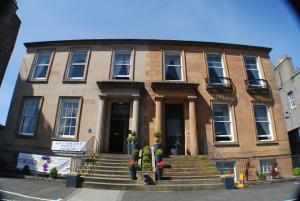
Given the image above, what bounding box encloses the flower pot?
[127,144,131,155]
[156,168,163,180]
[129,169,137,180]
[155,156,162,163]
[171,148,180,155]
[153,144,161,151]
[131,143,138,151]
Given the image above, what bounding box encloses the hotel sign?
[51,141,86,152]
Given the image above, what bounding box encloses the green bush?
[22,165,30,175]
[155,149,164,157]
[131,136,138,144]
[131,131,137,137]
[143,146,151,152]
[258,172,267,181]
[142,156,151,163]
[143,150,151,157]
[132,149,139,157]
[127,135,133,143]
[154,132,161,143]
[49,167,58,179]
[293,167,300,176]
[142,162,152,171]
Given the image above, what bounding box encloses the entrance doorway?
[109,103,130,153]
[165,104,185,155]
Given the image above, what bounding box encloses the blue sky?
[0,0,300,125]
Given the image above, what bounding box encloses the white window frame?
[212,103,234,142]
[56,98,81,139]
[253,104,273,141]
[66,49,89,80]
[287,91,296,109]
[260,159,276,177]
[207,53,226,78]
[31,51,53,81]
[164,51,183,81]
[111,50,132,79]
[18,97,41,136]
[243,56,264,87]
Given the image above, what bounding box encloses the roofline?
[24,39,272,53]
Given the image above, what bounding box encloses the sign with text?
[51,141,86,152]
[17,153,71,174]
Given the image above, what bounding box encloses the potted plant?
[131,149,139,161]
[142,162,153,171]
[171,133,181,155]
[49,167,58,179]
[127,134,133,155]
[131,131,139,151]
[269,161,280,179]
[153,131,161,151]
[156,161,167,180]
[155,148,163,163]
[128,160,140,180]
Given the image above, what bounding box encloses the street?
[0,177,299,201]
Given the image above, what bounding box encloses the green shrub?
[131,136,138,144]
[143,146,151,152]
[22,165,30,175]
[258,172,267,181]
[127,135,133,143]
[142,162,152,171]
[131,131,137,137]
[155,149,164,157]
[49,167,58,179]
[143,150,151,157]
[142,156,151,163]
[154,132,161,143]
[132,149,139,157]
[293,167,300,176]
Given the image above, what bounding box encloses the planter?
[129,169,137,180]
[223,176,235,189]
[155,156,162,163]
[127,144,131,155]
[131,143,138,151]
[156,168,163,180]
[153,144,161,151]
[171,148,180,155]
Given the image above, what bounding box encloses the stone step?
[144,183,223,191]
[82,176,137,184]
[166,155,209,160]
[100,154,130,159]
[93,162,128,167]
[156,178,221,185]
[80,169,129,175]
[164,168,199,172]
[164,171,220,176]
[84,165,128,171]
[82,182,144,191]
[96,158,130,163]
[80,173,129,178]
[165,175,220,180]
[169,164,196,168]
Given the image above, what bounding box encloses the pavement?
[0,176,299,201]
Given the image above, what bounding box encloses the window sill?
[16,134,36,139]
[51,137,78,141]
[62,79,86,84]
[27,79,48,84]
[214,142,240,147]
[256,141,279,146]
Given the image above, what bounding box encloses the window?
[18,97,42,136]
[287,91,296,108]
[56,98,81,138]
[164,52,182,80]
[244,56,263,86]
[112,51,131,79]
[260,159,276,175]
[253,104,272,141]
[207,54,225,85]
[31,51,53,80]
[216,161,236,181]
[212,103,233,142]
[66,50,89,80]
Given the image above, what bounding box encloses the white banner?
[51,141,86,152]
[17,153,71,175]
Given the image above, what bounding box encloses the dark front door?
[165,104,185,155]
[109,103,130,153]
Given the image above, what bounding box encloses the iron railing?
[245,79,270,94]
[205,77,234,93]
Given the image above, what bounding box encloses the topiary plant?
[49,167,58,179]
[258,172,267,181]
[142,156,151,163]
[131,136,138,144]
[142,162,152,171]
[132,149,139,157]
[131,131,137,137]
[127,135,133,143]
[154,132,161,144]
[143,149,151,157]
[293,167,300,176]
[22,165,30,175]
[155,149,164,157]
[143,146,151,152]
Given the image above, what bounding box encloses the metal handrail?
[244,79,270,90]
[205,77,234,91]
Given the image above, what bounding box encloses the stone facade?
[0,0,21,86]
[273,56,300,155]
[0,39,292,175]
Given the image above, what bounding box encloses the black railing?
[205,77,234,93]
[245,79,270,94]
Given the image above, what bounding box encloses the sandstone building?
[0,39,293,177]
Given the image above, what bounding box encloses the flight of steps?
[79,154,223,191]
[153,155,223,191]
[80,153,144,190]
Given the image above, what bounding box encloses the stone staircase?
[79,154,223,191]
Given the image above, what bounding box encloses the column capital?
[99,93,108,100]
[132,94,140,100]
[155,95,164,101]
[188,96,197,101]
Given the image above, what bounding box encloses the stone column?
[155,95,164,133]
[95,94,107,153]
[188,96,199,155]
[132,94,140,133]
